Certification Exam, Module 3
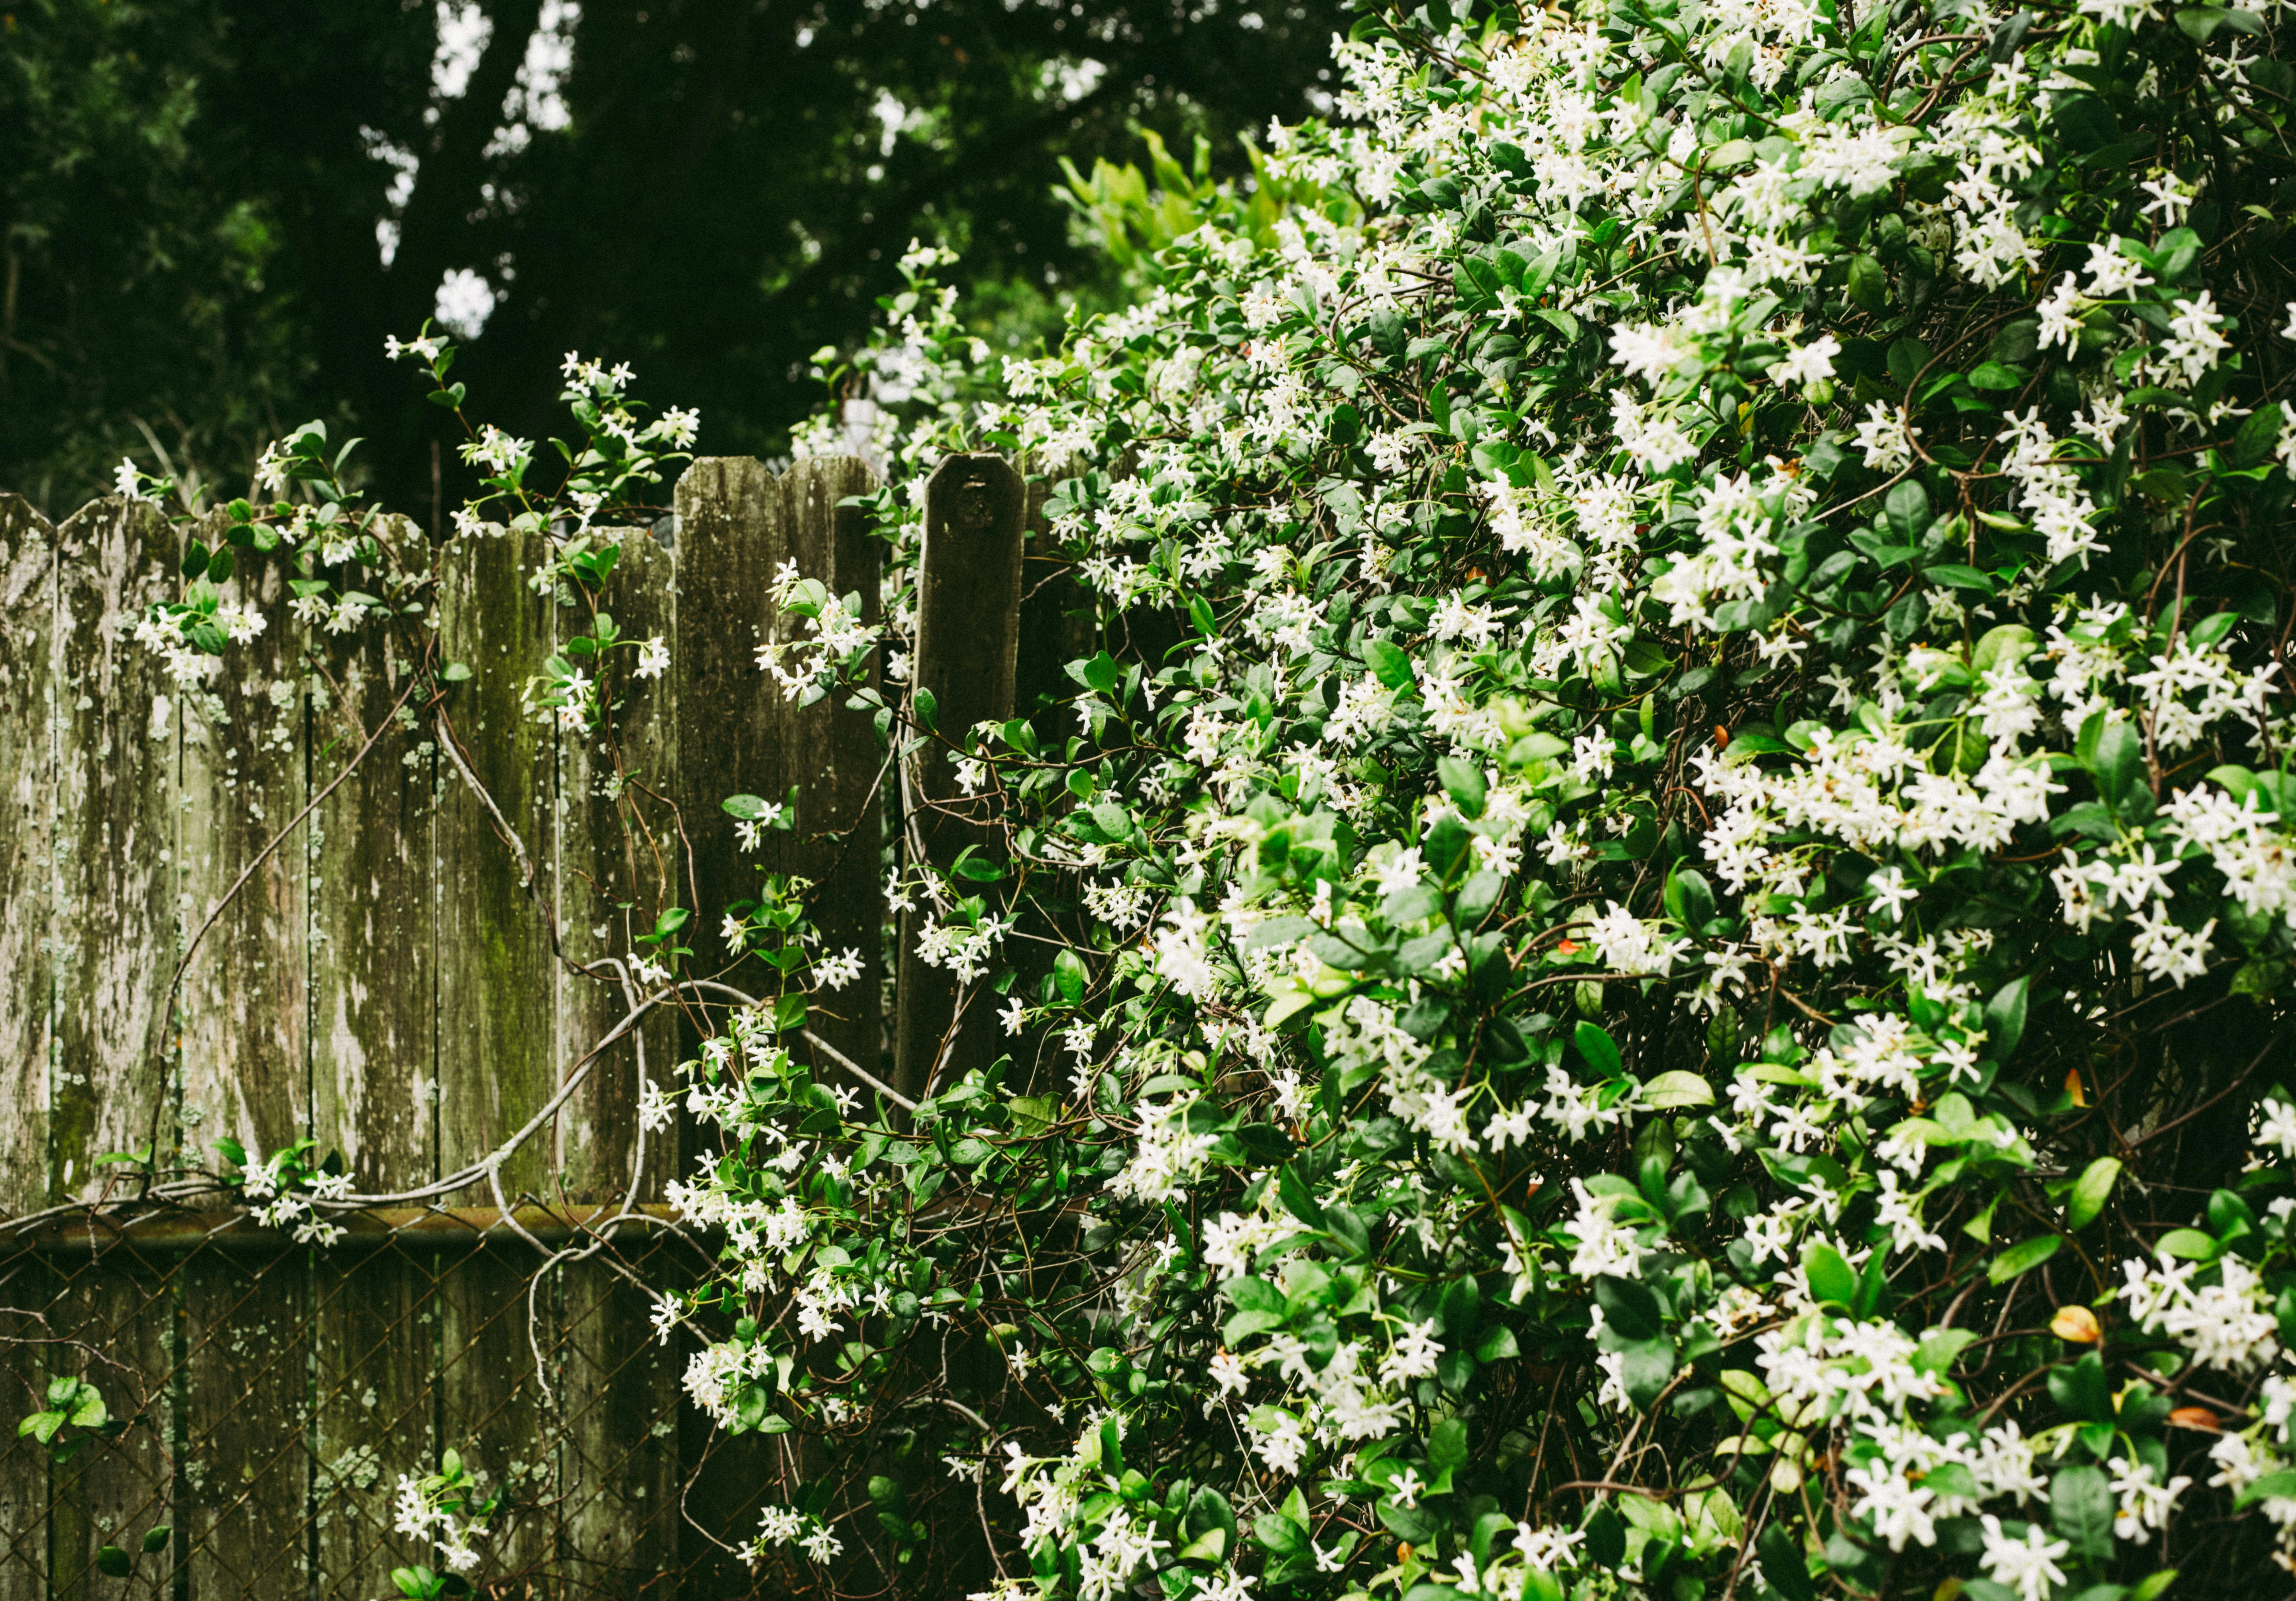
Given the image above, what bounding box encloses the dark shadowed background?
[0,0,1347,511]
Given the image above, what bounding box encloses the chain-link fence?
[0,1208,777,1599]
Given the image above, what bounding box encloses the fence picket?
[670,457,783,1043]
[0,498,57,1601]
[175,510,310,1177]
[170,512,313,1600]
[552,525,683,1591]
[893,453,1024,1106]
[306,516,441,1593]
[0,497,54,1217]
[431,525,566,1587]
[49,499,176,1201]
[777,459,885,1089]
[553,525,678,1206]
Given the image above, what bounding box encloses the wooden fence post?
[893,453,1024,1108]
[672,454,886,1581]
[0,494,56,1600]
[553,523,681,1590]
[307,512,440,1586]
[674,456,883,1088]
[778,458,884,1087]
[431,524,563,1585]
[47,500,181,1601]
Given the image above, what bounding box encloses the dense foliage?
[731,0,2296,1595]
[108,0,2296,1594]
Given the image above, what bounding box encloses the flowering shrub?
[98,0,2296,1593]
[677,0,2296,1595]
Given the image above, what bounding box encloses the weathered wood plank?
[307,517,441,1591]
[558,1247,678,1595]
[893,454,1024,1105]
[436,1243,559,1590]
[434,525,558,1203]
[175,508,309,1175]
[779,458,885,1092]
[432,525,565,1587]
[44,1261,175,1601]
[0,498,54,1222]
[549,526,685,1594]
[1006,460,1097,1099]
[554,526,678,1206]
[309,513,436,1191]
[49,498,176,1202]
[182,1248,311,1598]
[670,457,782,1042]
[311,1244,435,1601]
[169,516,316,1601]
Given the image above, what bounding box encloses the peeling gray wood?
[434,526,558,1203]
[305,513,440,1594]
[0,496,56,1218]
[175,510,309,1178]
[49,498,176,1202]
[779,458,886,1094]
[554,527,678,1206]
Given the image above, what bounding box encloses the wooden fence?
[0,450,1078,1598]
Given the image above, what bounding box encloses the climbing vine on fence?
[101,0,2296,1595]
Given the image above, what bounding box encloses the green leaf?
[1967,360,2029,391]
[1972,623,2036,676]
[912,687,938,731]
[1574,1021,1622,1078]
[1985,976,2029,1062]
[721,793,778,821]
[2052,93,2120,151]
[1364,638,1415,688]
[2068,1157,2121,1230]
[1254,1511,1307,1556]
[1884,478,1930,542]
[1618,1337,1676,1410]
[2131,1570,2178,1601]
[1594,1274,1664,1341]
[1915,1327,1979,1376]
[1278,1163,1327,1229]
[96,1546,132,1579]
[2050,1351,2114,1424]
[440,661,472,682]
[142,1525,170,1555]
[2154,1227,2217,1261]
[1802,1241,1857,1306]
[1847,253,1889,313]
[2238,1471,2296,1508]
[1436,755,1486,818]
[1662,867,1714,928]
[1642,1071,1714,1109]
[2052,1463,2115,1561]
[2084,716,2145,808]
[1428,1416,1469,1471]
[1988,1235,2061,1283]
[1757,1522,1817,1601]
[1053,949,1087,1004]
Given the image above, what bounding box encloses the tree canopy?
[0,0,1346,509]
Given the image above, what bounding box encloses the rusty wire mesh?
[0,1214,779,1599]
